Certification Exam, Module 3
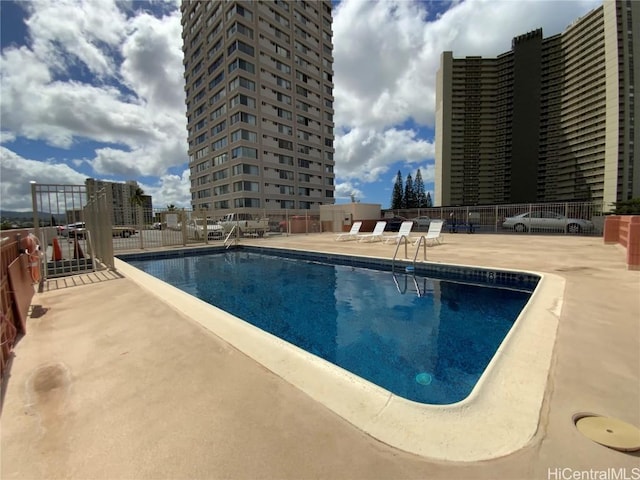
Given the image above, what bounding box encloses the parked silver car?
[502,211,594,233]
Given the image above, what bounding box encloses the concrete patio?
[1,233,639,479]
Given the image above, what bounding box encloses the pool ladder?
[391,235,427,272]
[224,225,238,249]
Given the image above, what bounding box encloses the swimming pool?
[126,249,533,405]
[116,245,562,461]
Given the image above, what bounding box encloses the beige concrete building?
[182,0,335,216]
[85,178,152,225]
[435,0,639,208]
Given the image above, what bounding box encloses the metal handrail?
[224,226,237,249]
[412,235,427,265]
[391,235,410,271]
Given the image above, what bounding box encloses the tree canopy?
[391,171,404,209]
[390,169,433,209]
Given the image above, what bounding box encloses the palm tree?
[131,186,145,207]
[167,204,176,211]
[130,186,145,225]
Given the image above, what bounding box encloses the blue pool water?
[126,250,532,404]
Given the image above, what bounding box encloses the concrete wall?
[320,203,382,232]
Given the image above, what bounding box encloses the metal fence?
[383,201,605,236]
[101,208,325,251]
[30,183,605,275]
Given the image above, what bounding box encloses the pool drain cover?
[415,373,433,385]
[575,415,640,452]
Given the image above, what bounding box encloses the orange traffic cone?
[73,237,85,259]
[52,237,63,261]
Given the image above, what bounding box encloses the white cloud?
[0,0,187,190]
[0,0,602,211]
[335,127,434,182]
[24,0,127,77]
[140,169,192,210]
[334,182,364,202]
[0,146,88,211]
[333,0,601,185]
[0,131,16,144]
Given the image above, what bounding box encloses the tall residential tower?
[435,0,639,207]
[181,0,335,215]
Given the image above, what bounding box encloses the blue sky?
[0,0,601,211]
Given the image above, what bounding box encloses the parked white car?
[186,218,223,240]
[502,211,594,233]
[57,221,86,238]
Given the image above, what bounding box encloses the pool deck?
[2,233,639,479]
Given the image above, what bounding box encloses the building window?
[212,136,227,150]
[214,184,229,196]
[226,4,253,21]
[278,139,293,150]
[226,21,254,39]
[275,60,291,74]
[233,181,259,192]
[277,123,292,135]
[277,107,292,120]
[229,76,256,92]
[276,91,291,104]
[231,147,258,160]
[213,169,229,181]
[234,198,260,208]
[208,54,224,75]
[227,39,255,57]
[231,129,257,143]
[229,93,256,109]
[228,58,255,74]
[230,111,257,126]
[211,119,226,136]
[276,75,291,89]
[278,154,294,165]
[210,103,226,120]
[208,71,225,91]
[232,163,260,175]
[209,87,226,105]
[213,152,228,165]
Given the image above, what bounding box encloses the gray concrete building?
[435,0,639,208]
[182,0,335,215]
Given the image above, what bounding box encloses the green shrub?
[612,198,640,214]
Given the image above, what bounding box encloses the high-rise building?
[435,0,639,207]
[85,179,153,225]
[181,0,335,215]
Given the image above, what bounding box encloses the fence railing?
[1,229,35,381]
[382,201,605,235]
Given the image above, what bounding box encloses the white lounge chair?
[357,221,387,242]
[419,220,444,245]
[335,221,362,241]
[383,221,415,244]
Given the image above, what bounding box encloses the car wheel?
[567,223,581,234]
[514,223,527,233]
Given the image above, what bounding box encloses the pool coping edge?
[114,251,563,462]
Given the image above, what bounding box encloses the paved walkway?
[2,233,639,479]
